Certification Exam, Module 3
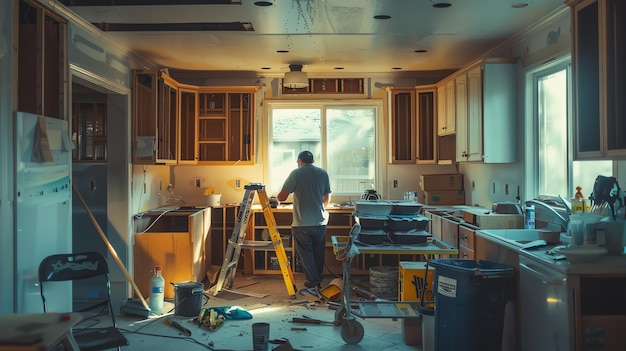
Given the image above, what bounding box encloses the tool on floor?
[292,317,337,326]
[165,317,192,336]
[209,183,297,298]
[73,183,152,318]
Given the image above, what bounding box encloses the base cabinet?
[133,209,210,299]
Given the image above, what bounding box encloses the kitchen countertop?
[477,229,626,275]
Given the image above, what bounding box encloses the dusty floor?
[116,274,424,351]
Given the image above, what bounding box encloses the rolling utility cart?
[331,224,458,344]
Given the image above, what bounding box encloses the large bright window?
[268,103,378,196]
[531,58,612,198]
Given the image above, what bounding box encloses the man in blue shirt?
[277,151,331,291]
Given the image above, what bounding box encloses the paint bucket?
[173,282,204,317]
[205,194,221,207]
[369,266,398,299]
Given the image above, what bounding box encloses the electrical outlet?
[235,179,241,188]
[393,180,398,188]
[195,177,201,188]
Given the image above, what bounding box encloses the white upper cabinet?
[437,80,456,136]
[455,59,517,163]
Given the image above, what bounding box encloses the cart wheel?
[340,319,364,345]
[334,307,346,325]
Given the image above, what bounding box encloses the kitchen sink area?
[476,226,626,351]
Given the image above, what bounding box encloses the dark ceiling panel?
[60,0,239,6]
[93,22,253,32]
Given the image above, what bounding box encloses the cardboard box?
[461,208,525,229]
[399,261,435,303]
[419,174,463,191]
[420,190,465,205]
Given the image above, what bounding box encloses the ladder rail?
[209,184,297,298]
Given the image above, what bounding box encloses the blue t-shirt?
[281,164,331,227]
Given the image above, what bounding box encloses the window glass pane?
[270,108,321,193]
[326,108,376,194]
[538,70,568,196]
[269,104,378,197]
[535,61,613,199]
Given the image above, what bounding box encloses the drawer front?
[441,216,460,247]
[459,245,475,260]
[459,225,475,249]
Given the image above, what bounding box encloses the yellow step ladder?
[209,183,297,298]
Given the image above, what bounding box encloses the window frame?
[524,55,614,200]
[264,100,383,198]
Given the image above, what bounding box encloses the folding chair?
[39,252,129,351]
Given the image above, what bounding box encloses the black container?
[388,230,431,244]
[356,229,388,245]
[390,201,424,216]
[387,216,429,232]
[430,259,516,351]
[357,215,387,230]
[173,282,205,317]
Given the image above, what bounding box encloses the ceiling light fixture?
[283,64,309,89]
[431,0,452,8]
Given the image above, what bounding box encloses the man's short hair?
[298,151,314,164]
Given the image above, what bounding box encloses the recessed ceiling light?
[511,3,529,8]
[254,1,273,6]
[431,1,452,8]
[276,50,289,53]
[373,14,391,20]
[414,49,428,53]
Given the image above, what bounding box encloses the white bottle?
[149,265,165,314]
[525,205,535,229]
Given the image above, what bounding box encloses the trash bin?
[430,259,516,351]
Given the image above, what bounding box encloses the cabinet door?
[179,89,198,163]
[390,89,416,163]
[416,87,438,164]
[437,85,447,136]
[572,0,626,159]
[156,79,178,163]
[466,66,484,162]
[439,80,456,135]
[455,73,469,162]
[133,70,158,163]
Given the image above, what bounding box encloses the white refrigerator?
[15,112,72,313]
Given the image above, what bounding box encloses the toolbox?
[399,261,435,304]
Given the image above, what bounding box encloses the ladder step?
[240,240,274,249]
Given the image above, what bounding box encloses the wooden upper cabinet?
[132,71,257,165]
[569,0,626,159]
[17,0,67,119]
[388,86,439,164]
[196,87,256,164]
[455,60,517,163]
[389,88,415,163]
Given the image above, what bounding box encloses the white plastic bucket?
[205,194,221,207]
